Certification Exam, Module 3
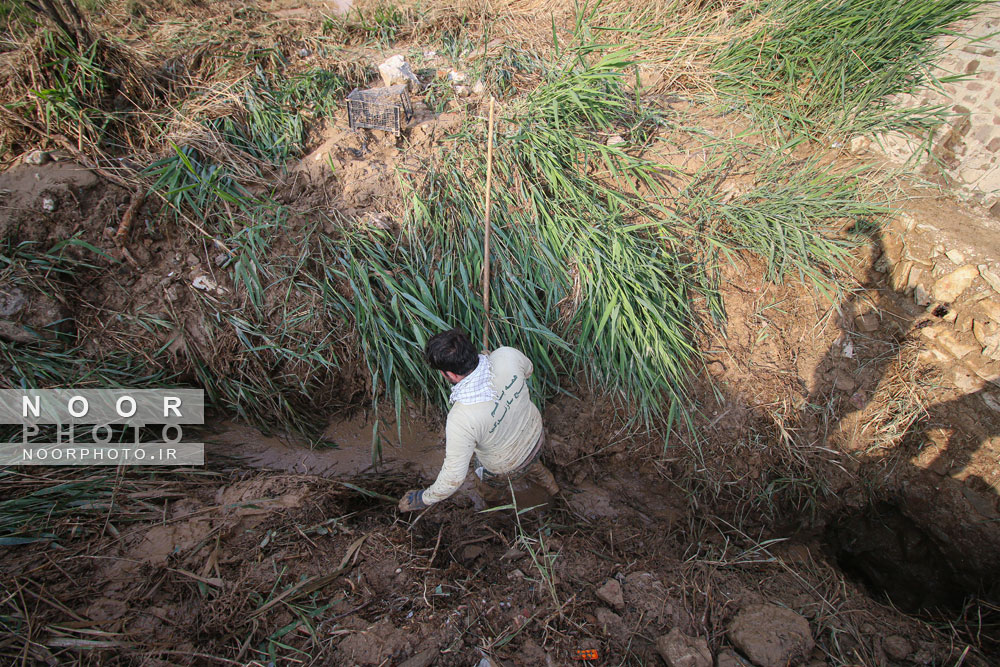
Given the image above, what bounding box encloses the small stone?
[656,628,712,667]
[935,329,979,359]
[981,392,1000,412]
[881,231,904,265]
[594,607,623,635]
[24,150,50,165]
[447,70,467,83]
[980,301,1000,323]
[983,340,1000,362]
[214,253,229,267]
[974,361,1000,386]
[453,85,469,97]
[367,213,393,230]
[607,135,626,146]
[956,312,974,333]
[882,635,912,661]
[192,274,224,294]
[848,136,869,154]
[960,168,984,185]
[398,648,437,667]
[973,319,994,346]
[716,650,746,667]
[854,312,880,333]
[990,200,1000,220]
[0,320,36,343]
[932,265,979,302]
[471,80,486,95]
[833,371,855,392]
[945,249,966,264]
[919,324,941,340]
[913,284,931,306]
[951,367,984,393]
[41,195,58,213]
[378,55,421,91]
[929,455,950,476]
[850,390,867,409]
[297,48,311,58]
[918,348,950,364]
[596,578,624,610]
[889,261,913,291]
[980,267,1000,294]
[906,266,924,293]
[0,286,27,318]
[461,545,483,561]
[185,253,199,266]
[728,604,814,667]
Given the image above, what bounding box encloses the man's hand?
[398,489,428,512]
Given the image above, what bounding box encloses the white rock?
[607,135,626,146]
[657,628,712,667]
[914,284,931,306]
[41,195,57,213]
[932,265,978,302]
[24,150,50,166]
[378,55,421,91]
[192,274,226,294]
[471,79,486,95]
[447,70,467,83]
[981,301,1000,323]
[945,249,965,264]
[980,266,1000,295]
[424,50,438,58]
[935,329,978,359]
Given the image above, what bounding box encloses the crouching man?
[397,328,560,512]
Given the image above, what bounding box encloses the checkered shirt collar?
[449,354,499,405]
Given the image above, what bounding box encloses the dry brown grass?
[858,341,939,457]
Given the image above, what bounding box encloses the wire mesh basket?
[346,85,413,137]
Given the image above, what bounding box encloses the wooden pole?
[481,97,496,352]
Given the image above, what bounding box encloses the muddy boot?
[524,461,560,496]
[475,477,510,507]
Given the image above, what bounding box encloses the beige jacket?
[421,347,543,504]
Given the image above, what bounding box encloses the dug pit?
[826,500,1000,651]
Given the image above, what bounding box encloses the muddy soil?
[3,123,1000,665]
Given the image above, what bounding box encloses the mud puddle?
[202,412,558,510]
[203,411,444,477]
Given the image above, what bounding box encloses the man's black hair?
[424,328,478,375]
